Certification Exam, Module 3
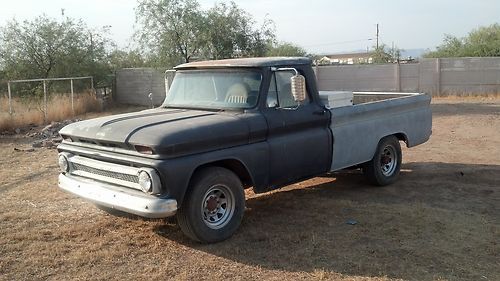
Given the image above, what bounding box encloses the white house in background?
[319,52,374,65]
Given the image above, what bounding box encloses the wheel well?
[193,159,253,188]
[393,133,408,146]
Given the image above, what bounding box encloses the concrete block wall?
[417,59,439,95]
[439,58,500,95]
[115,68,166,106]
[315,57,500,96]
[315,64,398,92]
[114,58,500,106]
[400,64,419,92]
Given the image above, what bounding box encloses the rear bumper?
[58,173,177,218]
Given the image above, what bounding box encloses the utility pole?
[376,23,379,49]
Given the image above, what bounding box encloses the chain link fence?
[1,76,100,131]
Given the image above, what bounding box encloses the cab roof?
[174,57,311,69]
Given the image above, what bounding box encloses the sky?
[0,0,499,54]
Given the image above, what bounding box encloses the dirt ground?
[0,97,498,281]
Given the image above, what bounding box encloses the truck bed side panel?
[329,94,432,171]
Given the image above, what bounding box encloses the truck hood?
[59,108,252,157]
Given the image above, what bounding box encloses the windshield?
[163,69,262,110]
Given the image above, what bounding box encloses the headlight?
[138,170,153,193]
[58,154,69,173]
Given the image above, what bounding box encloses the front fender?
[157,141,269,204]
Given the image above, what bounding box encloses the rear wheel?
[363,136,402,186]
[177,167,245,243]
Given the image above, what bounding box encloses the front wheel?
[177,167,245,243]
[363,136,402,186]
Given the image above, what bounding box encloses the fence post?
[436,58,441,96]
[43,80,48,123]
[70,79,74,115]
[7,82,12,116]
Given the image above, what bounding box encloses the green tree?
[425,35,465,57]
[424,23,500,57]
[135,0,276,65]
[0,69,6,95]
[108,49,147,70]
[204,2,275,59]
[266,42,307,57]
[136,0,206,65]
[0,15,112,82]
[370,44,403,63]
[371,44,392,63]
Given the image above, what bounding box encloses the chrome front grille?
[66,154,142,190]
[72,163,139,183]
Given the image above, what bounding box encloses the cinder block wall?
[115,68,166,106]
[114,58,500,106]
[439,58,500,95]
[315,57,500,96]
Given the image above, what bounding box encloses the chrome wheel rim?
[201,185,235,229]
[380,145,397,176]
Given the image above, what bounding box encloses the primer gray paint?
[329,92,432,171]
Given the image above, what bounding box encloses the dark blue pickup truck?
[57,57,432,242]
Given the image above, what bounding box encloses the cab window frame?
[266,70,310,109]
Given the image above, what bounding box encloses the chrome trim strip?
[58,143,159,166]
[60,140,162,159]
[70,154,139,175]
[58,174,177,218]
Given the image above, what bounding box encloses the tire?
[363,135,402,186]
[177,167,245,243]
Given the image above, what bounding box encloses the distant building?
[319,52,374,65]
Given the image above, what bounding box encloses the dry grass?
[0,92,101,132]
[0,97,499,281]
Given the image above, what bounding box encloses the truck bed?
[328,92,432,171]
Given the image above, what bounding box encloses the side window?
[266,72,309,108]
[267,74,278,107]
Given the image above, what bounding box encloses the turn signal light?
[134,145,154,155]
[61,135,73,142]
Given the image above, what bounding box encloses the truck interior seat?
[226,82,251,104]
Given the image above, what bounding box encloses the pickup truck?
[57,57,432,243]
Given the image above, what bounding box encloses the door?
[262,70,331,187]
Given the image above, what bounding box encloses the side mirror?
[274,67,307,105]
[291,74,306,103]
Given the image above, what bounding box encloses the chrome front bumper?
[58,174,177,218]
